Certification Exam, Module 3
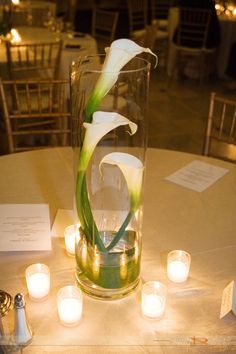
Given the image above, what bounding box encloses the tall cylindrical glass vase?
[71,54,151,300]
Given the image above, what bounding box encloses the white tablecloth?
[0,147,236,353]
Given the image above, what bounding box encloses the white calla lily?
[76,111,137,251]
[85,39,157,122]
[99,152,144,251]
[79,111,137,171]
[99,152,144,211]
[104,38,157,72]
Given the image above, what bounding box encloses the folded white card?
[0,204,51,251]
[220,280,236,319]
[165,160,229,192]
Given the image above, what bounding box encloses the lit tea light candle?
[64,224,80,256]
[12,0,20,5]
[10,29,21,44]
[141,281,167,319]
[57,286,83,326]
[167,250,191,283]
[25,263,50,300]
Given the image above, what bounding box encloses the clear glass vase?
[71,54,151,300]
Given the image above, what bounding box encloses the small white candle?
[142,294,165,318]
[141,281,167,319]
[64,224,80,256]
[25,264,50,300]
[57,286,83,326]
[10,29,21,44]
[167,260,188,283]
[167,250,191,283]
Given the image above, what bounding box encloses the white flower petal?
[94,39,157,98]
[99,152,144,210]
[83,111,137,152]
[79,112,137,171]
[104,39,156,72]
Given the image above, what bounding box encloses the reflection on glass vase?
[71,48,152,300]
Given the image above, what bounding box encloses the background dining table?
[0,26,98,81]
[0,147,236,353]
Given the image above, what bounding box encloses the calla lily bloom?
[78,111,137,172]
[99,152,144,251]
[85,39,157,122]
[76,111,137,251]
[99,152,144,211]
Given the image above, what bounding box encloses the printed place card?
[0,204,51,251]
[220,281,236,319]
[165,160,229,192]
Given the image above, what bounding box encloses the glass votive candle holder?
[141,281,167,319]
[64,224,80,256]
[167,250,191,283]
[57,285,83,327]
[25,263,50,301]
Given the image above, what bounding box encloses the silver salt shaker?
[13,293,32,346]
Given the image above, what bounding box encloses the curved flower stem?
[76,171,106,252]
[84,92,101,123]
[81,178,106,252]
[106,210,134,252]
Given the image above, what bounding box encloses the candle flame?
[10,29,21,44]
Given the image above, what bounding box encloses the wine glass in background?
[64,21,74,38]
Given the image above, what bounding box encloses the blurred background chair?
[203,92,236,162]
[0,79,70,153]
[150,0,172,31]
[168,7,217,85]
[11,5,54,27]
[134,23,158,51]
[150,0,170,67]
[91,8,119,52]
[127,0,148,42]
[5,40,63,80]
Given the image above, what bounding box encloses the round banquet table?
[0,147,236,353]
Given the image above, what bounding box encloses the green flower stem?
[84,91,101,123]
[76,170,106,252]
[106,210,134,252]
[81,177,106,252]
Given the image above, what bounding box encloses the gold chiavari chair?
[127,0,148,41]
[168,7,216,85]
[0,79,71,153]
[11,6,53,27]
[203,92,236,162]
[91,8,119,52]
[5,40,63,80]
